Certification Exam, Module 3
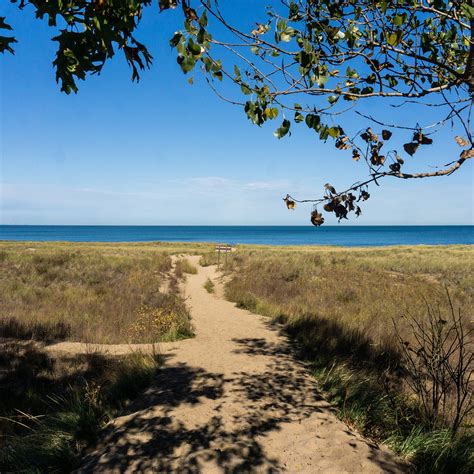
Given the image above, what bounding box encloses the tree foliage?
[2,1,473,224]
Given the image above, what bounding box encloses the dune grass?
[0,242,200,471]
[0,342,161,472]
[1,241,472,471]
[174,258,198,277]
[0,242,195,344]
[223,245,473,473]
[203,278,215,293]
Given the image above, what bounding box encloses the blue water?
[0,226,472,246]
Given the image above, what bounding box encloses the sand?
[71,256,408,473]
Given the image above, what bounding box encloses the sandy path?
[79,257,407,473]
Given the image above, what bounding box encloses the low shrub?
[203,278,215,293]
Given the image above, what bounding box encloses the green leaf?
[177,54,196,73]
[294,111,304,123]
[328,126,342,138]
[241,83,252,95]
[305,113,320,130]
[264,107,279,120]
[233,65,241,80]
[387,31,402,47]
[202,57,212,72]
[461,3,474,20]
[280,27,295,42]
[393,15,404,27]
[213,70,223,81]
[274,119,291,139]
[198,10,208,27]
[187,39,202,56]
[319,125,330,141]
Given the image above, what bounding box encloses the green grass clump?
[203,278,215,293]
[0,345,161,473]
[174,258,198,277]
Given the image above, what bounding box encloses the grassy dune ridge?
[0,241,472,472]
[217,245,473,472]
[222,245,473,350]
[0,242,201,343]
[0,241,203,471]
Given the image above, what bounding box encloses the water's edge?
[1,226,472,247]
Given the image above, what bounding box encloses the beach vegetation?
[0,345,161,472]
[0,243,193,344]
[203,278,215,293]
[224,245,473,472]
[174,258,198,277]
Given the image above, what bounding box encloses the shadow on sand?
[80,335,405,473]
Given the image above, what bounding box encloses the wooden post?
[216,244,233,268]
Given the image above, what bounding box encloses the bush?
[203,278,215,293]
[394,292,473,435]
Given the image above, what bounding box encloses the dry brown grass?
[224,245,473,362]
[223,245,474,471]
[0,242,197,343]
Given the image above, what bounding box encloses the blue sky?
[1,1,472,225]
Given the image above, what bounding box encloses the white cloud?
[245,180,289,191]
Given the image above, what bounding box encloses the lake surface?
[0,226,472,247]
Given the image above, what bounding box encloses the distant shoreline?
[0,225,472,247]
[0,241,472,252]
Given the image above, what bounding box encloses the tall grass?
[224,246,473,472]
[0,244,193,343]
[174,258,198,277]
[0,343,161,472]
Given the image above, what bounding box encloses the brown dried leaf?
[382,130,392,140]
[159,0,178,11]
[461,148,474,159]
[284,196,296,210]
[455,136,469,147]
[324,183,337,194]
[403,142,419,156]
[371,153,385,166]
[310,210,324,226]
[183,6,198,20]
[335,137,351,150]
[413,132,432,145]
